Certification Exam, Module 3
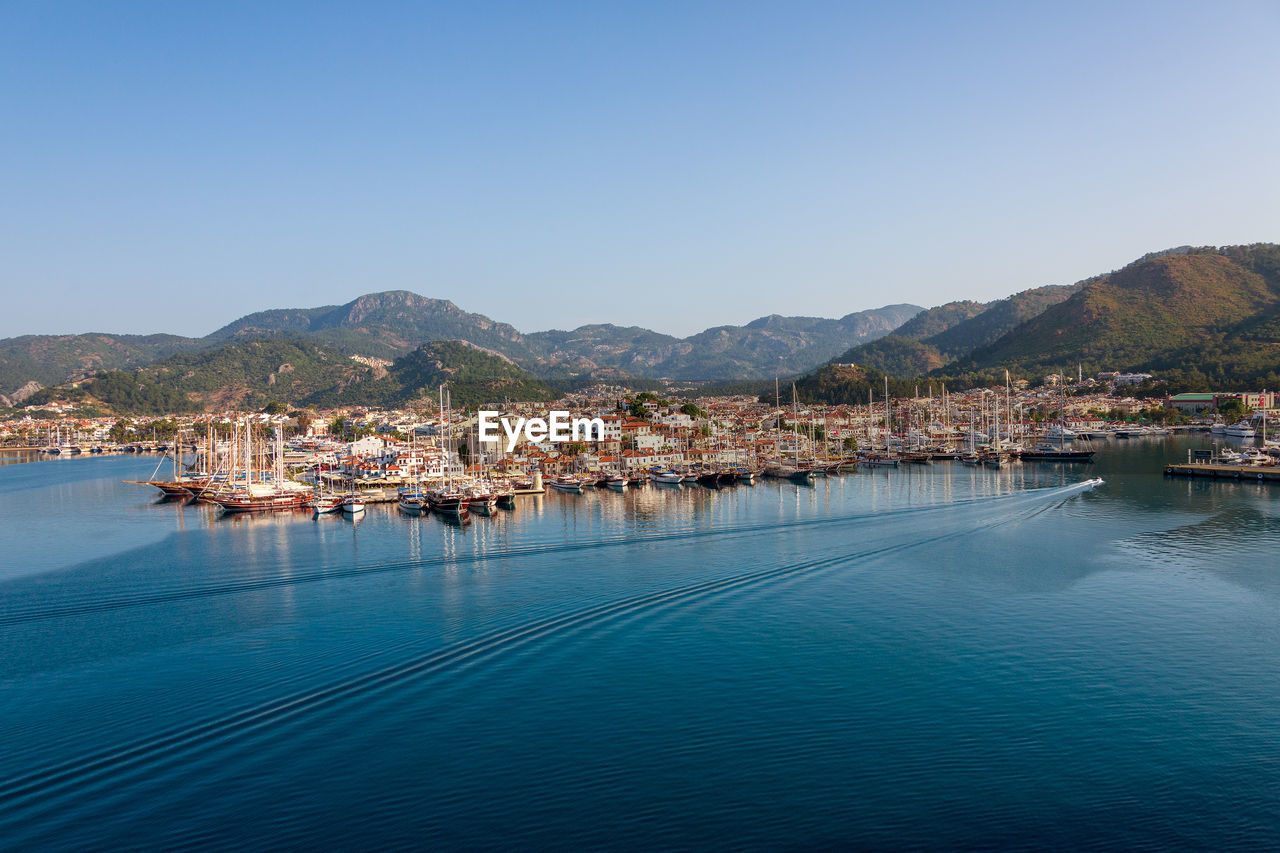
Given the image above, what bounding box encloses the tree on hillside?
[1218,399,1249,419]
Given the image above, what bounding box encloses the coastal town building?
[1168,392,1275,413]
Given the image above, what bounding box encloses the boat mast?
[791,382,800,467]
[866,385,872,451]
[994,389,1000,453]
[275,421,284,486]
[439,384,454,492]
[884,375,890,454]
[1005,370,1012,443]
[1059,368,1066,449]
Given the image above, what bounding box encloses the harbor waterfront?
[1,435,1279,848]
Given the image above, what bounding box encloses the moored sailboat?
[206,419,311,512]
[548,474,585,493]
[311,492,344,514]
[427,384,470,516]
[397,485,428,516]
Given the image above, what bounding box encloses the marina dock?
[1164,462,1280,482]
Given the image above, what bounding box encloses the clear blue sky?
[2,1,1278,339]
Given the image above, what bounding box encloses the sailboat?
[1021,371,1095,462]
[124,426,213,498]
[341,487,366,513]
[209,418,312,511]
[860,378,900,467]
[425,385,470,516]
[312,490,344,515]
[465,484,498,514]
[782,384,816,482]
[649,467,684,485]
[397,484,427,515]
[310,453,345,514]
[982,389,1007,467]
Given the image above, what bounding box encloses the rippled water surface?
[2,439,1278,849]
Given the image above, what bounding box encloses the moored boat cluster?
[10,377,1278,512]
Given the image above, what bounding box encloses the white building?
[348,436,387,455]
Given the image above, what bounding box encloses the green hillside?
[784,244,1280,402]
[826,301,985,374]
[24,337,558,414]
[926,284,1080,357]
[787,363,928,406]
[829,335,946,376]
[308,340,557,410]
[144,339,370,409]
[890,301,986,340]
[25,339,370,414]
[830,284,1080,376]
[0,333,202,398]
[954,247,1280,383]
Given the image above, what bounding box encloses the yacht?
[1223,421,1256,438]
[1044,423,1078,441]
[1020,444,1094,461]
[548,475,585,493]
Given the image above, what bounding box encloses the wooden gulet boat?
[427,384,470,516]
[124,429,211,499]
[207,418,310,513]
[548,475,585,493]
[465,485,498,515]
[397,486,428,516]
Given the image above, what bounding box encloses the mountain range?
[0,296,921,401]
[6,242,1279,412]
[795,243,1280,400]
[830,283,1084,376]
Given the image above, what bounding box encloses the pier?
[1164,462,1280,482]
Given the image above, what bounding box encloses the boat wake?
[0,479,1102,833]
[0,480,1102,627]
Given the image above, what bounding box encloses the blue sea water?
[1,439,1278,849]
